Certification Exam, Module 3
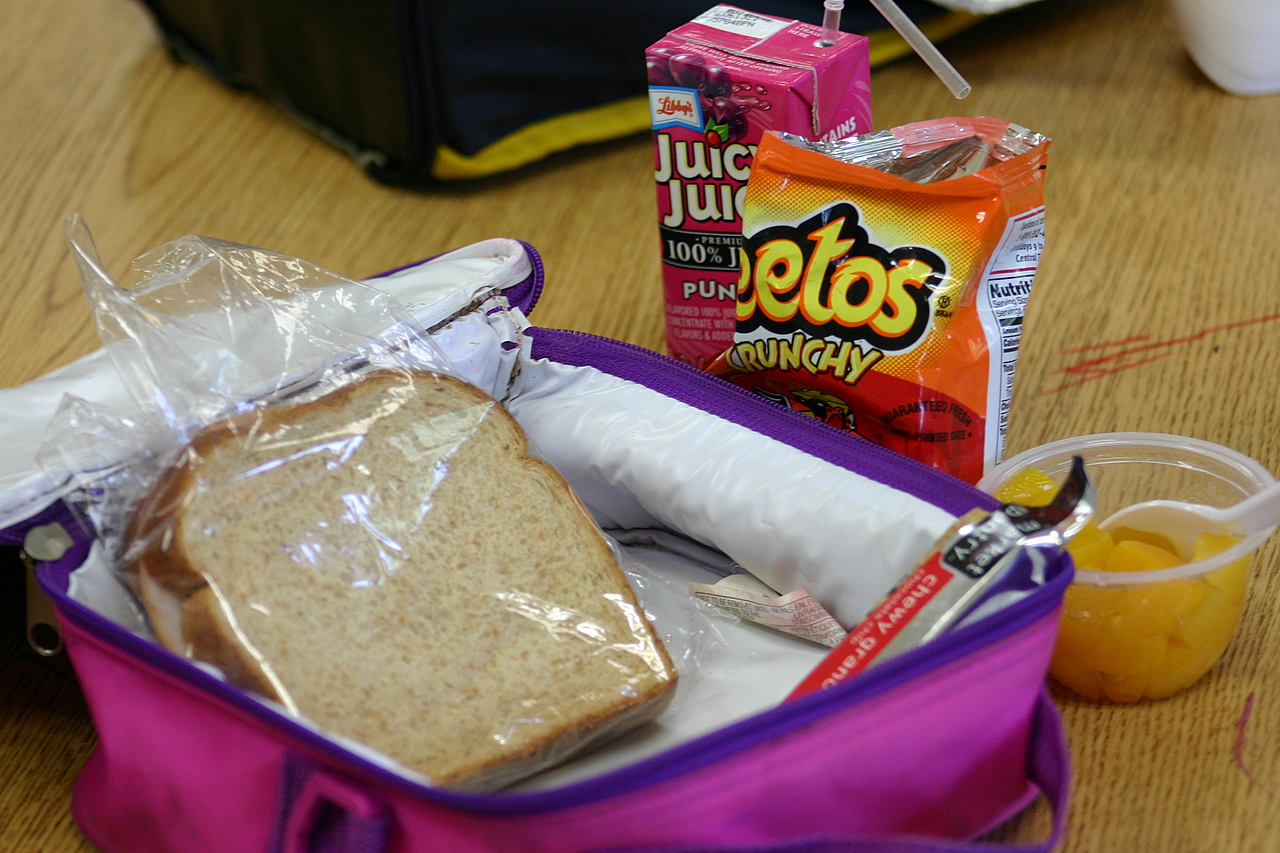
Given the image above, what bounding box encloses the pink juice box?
[648,5,872,369]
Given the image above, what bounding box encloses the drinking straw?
[817,0,972,99]
[866,0,972,98]
[819,0,843,46]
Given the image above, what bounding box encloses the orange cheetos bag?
[708,118,1051,484]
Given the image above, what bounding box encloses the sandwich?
[124,368,677,790]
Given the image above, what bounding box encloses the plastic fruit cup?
[977,433,1275,702]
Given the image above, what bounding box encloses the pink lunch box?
[3,237,1071,853]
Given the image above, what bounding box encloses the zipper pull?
[22,522,74,657]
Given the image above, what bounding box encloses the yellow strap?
[430,11,983,181]
[431,96,652,180]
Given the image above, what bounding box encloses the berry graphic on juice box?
[648,5,871,369]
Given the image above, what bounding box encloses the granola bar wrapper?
[708,118,1051,484]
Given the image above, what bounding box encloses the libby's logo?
[655,96,694,118]
[735,202,946,355]
[649,87,703,130]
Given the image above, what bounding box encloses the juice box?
[647,5,872,369]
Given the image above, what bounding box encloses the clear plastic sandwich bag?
[40,218,679,790]
[45,215,459,556]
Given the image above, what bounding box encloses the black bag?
[134,0,977,184]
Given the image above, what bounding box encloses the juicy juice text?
[648,5,871,369]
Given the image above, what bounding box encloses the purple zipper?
[507,240,545,313]
[362,240,545,318]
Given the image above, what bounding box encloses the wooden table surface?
[3,0,1279,850]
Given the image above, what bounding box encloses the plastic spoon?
[1099,480,1280,560]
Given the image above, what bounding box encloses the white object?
[505,358,951,628]
[1171,0,1280,95]
[689,573,849,648]
[1100,480,1280,561]
[928,0,1045,14]
[691,5,791,39]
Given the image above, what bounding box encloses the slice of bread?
[125,368,676,790]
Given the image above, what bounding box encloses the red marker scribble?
[1059,334,1150,355]
[1045,312,1280,394]
[1233,691,1264,790]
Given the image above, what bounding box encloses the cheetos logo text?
[734,202,946,353]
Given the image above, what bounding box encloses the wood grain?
[3,0,1279,851]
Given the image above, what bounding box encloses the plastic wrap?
[43,220,677,791]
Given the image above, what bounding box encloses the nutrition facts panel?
[977,207,1045,467]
